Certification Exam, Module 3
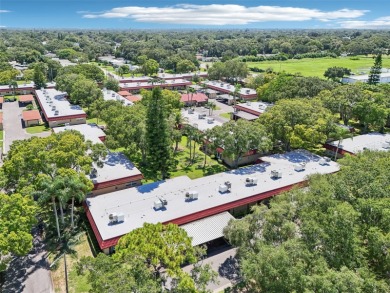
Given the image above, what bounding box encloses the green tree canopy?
[0,193,37,272]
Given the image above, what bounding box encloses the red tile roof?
[18,94,34,103]
[124,95,142,103]
[180,93,208,103]
[22,110,41,121]
[117,91,132,97]
[0,112,3,124]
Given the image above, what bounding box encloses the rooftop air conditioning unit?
[198,114,206,119]
[51,106,56,111]
[136,82,140,86]
[108,213,124,224]
[319,157,331,165]
[111,92,115,97]
[90,168,98,178]
[207,118,214,124]
[43,89,47,94]
[185,191,198,201]
[245,177,258,186]
[294,162,306,172]
[40,87,44,91]
[188,108,194,114]
[219,181,232,193]
[382,142,390,149]
[54,110,59,116]
[154,197,168,210]
[246,89,250,94]
[271,170,282,179]
[246,101,251,106]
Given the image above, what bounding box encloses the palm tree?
[207,101,217,116]
[330,127,353,161]
[66,176,91,229]
[8,80,18,99]
[233,83,242,111]
[35,177,62,239]
[187,87,196,108]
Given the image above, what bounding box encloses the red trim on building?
[323,143,354,156]
[235,105,261,116]
[86,181,309,250]
[206,85,257,100]
[93,174,144,190]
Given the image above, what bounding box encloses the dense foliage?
[224,151,390,292]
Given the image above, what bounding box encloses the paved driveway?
[2,101,51,155]
[183,247,239,293]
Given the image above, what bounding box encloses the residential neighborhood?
[1,3,390,293]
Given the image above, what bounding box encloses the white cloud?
[0,10,10,13]
[340,16,390,29]
[83,4,368,25]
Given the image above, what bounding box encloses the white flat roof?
[205,81,256,96]
[0,82,34,91]
[181,108,223,132]
[328,133,390,154]
[345,72,390,81]
[158,72,207,79]
[86,150,339,241]
[236,101,272,114]
[121,79,191,89]
[181,212,235,246]
[90,152,142,184]
[102,89,133,106]
[52,123,106,145]
[35,89,86,120]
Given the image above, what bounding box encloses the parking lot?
[2,101,50,155]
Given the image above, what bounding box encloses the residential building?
[232,101,272,121]
[180,92,208,106]
[204,81,257,100]
[102,89,133,106]
[342,72,390,84]
[120,79,191,93]
[181,108,223,132]
[85,150,339,253]
[325,133,390,157]
[35,89,86,128]
[22,110,41,127]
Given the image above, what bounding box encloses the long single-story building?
[120,79,192,93]
[35,89,87,128]
[158,72,208,80]
[233,101,273,121]
[85,150,339,253]
[53,123,143,196]
[0,112,3,130]
[204,81,257,100]
[52,123,106,144]
[0,83,35,95]
[102,89,133,106]
[325,133,390,156]
[342,72,390,84]
[181,108,223,132]
[22,110,41,127]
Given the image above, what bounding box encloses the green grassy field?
[247,56,390,78]
[26,125,50,134]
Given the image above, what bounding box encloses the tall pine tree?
[367,54,382,85]
[146,87,172,179]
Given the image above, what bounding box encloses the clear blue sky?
[1,0,389,29]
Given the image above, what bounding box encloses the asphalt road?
[2,101,50,154]
[2,229,54,293]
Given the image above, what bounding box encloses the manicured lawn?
[170,136,227,179]
[0,130,3,140]
[86,117,106,126]
[17,80,31,85]
[219,113,231,120]
[26,125,50,134]
[50,233,92,293]
[247,55,390,78]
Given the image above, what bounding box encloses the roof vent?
[109,212,124,224]
[271,170,282,179]
[245,177,258,186]
[198,114,206,119]
[319,157,331,165]
[219,181,232,193]
[207,118,214,124]
[246,89,250,94]
[382,142,390,149]
[54,110,59,116]
[185,191,198,201]
[90,168,98,178]
[51,106,56,111]
[246,101,251,106]
[188,108,194,114]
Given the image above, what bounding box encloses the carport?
[180,212,235,246]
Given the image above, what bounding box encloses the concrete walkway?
[2,101,50,155]
[183,247,239,293]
